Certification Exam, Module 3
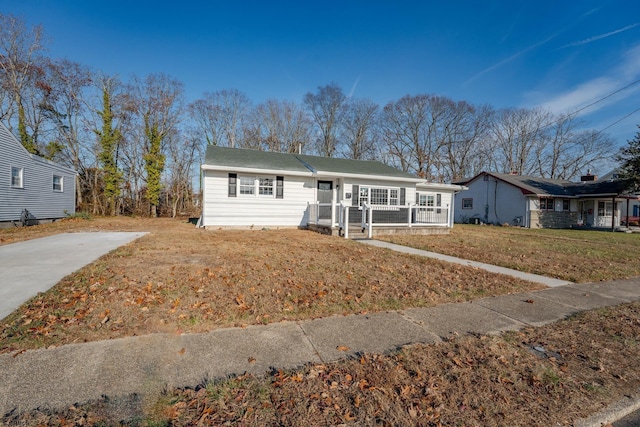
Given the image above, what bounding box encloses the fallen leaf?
[337,345,350,352]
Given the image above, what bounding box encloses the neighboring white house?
[454,171,637,229]
[0,121,76,225]
[201,146,464,234]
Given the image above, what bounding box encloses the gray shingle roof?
[463,172,635,197]
[204,145,310,173]
[296,153,418,179]
[203,146,420,180]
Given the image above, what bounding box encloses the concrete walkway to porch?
[357,239,572,288]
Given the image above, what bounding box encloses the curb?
[574,393,640,427]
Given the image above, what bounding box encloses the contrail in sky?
[347,76,361,98]
[463,33,558,86]
[560,23,639,48]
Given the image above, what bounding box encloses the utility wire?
[566,78,640,120]
[599,106,640,133]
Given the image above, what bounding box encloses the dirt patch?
[0,217,541,353]
[379,224,640,283]
[5,302,639,426]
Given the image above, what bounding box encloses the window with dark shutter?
[228,173,237,197]
[276,176,284,199]
[400,188,406,205]
[352,185,359,206]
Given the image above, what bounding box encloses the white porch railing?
[308,202,450,238]
[359,203,449,228]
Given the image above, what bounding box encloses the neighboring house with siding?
[200,145,464,234]
[453,171,636,229]
[0,121,76,225]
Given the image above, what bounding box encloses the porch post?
[407,203,412,227]
[344,206,349,239]
[611,196,616,232]
[626,198,630,228]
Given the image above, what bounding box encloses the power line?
[599,106,640,133]
[566,78,640,120]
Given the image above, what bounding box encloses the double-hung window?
[239,176,255,195]
[11,167,23,188]
[258,178,274,196]
[540,197,554,211]
[598,202,613,216]
[233,175,281,198]
[53,175,63,192]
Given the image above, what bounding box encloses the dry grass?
[379,224,640,283]
[2,218,640,426]
[0,217,540,353]
[6,302,640,426]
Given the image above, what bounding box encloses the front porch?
[306,202,453,238]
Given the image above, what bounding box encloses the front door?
[317,181,333,221]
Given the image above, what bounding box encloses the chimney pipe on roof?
[580,172,597,182]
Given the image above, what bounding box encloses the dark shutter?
[276,176,284,199]
[228,173,237,197]
[352,185,359,206]
[400,188,406,205]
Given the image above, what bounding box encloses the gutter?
[200,164,313,177]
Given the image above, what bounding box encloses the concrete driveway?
[0,232,147,321]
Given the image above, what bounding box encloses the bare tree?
[246,99,311,153]
[164,132,200,217]
[490,107,551,175]
[381,94,450,179]
[187,89,251,148]
[303,83,346,157]
[0,14,47,151]
[39,59,92,204]
[340,98,379,160]
[440,102,493,181]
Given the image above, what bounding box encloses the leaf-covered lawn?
[379,224,640,283]
[6,302,640,426]
[0,218,540,353]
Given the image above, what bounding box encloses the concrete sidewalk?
[0,232,148,321]
[1,277,639,418]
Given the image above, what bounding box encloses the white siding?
[202,170,314,227]
[0,123,76,222]
[455,176,527,225]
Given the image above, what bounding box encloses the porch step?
[344,227,369,239]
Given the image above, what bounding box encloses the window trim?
[540,197,554,211]
[461,198,473,209]
[234,174,282,198]
[53,174,63,192]
[11,166,23,188]
[239,175,256,195]
[358,186,402,206]
[598,201,613,217]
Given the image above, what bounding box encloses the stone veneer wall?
[530,210,577,229]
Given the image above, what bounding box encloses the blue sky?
[3,0,640,150]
